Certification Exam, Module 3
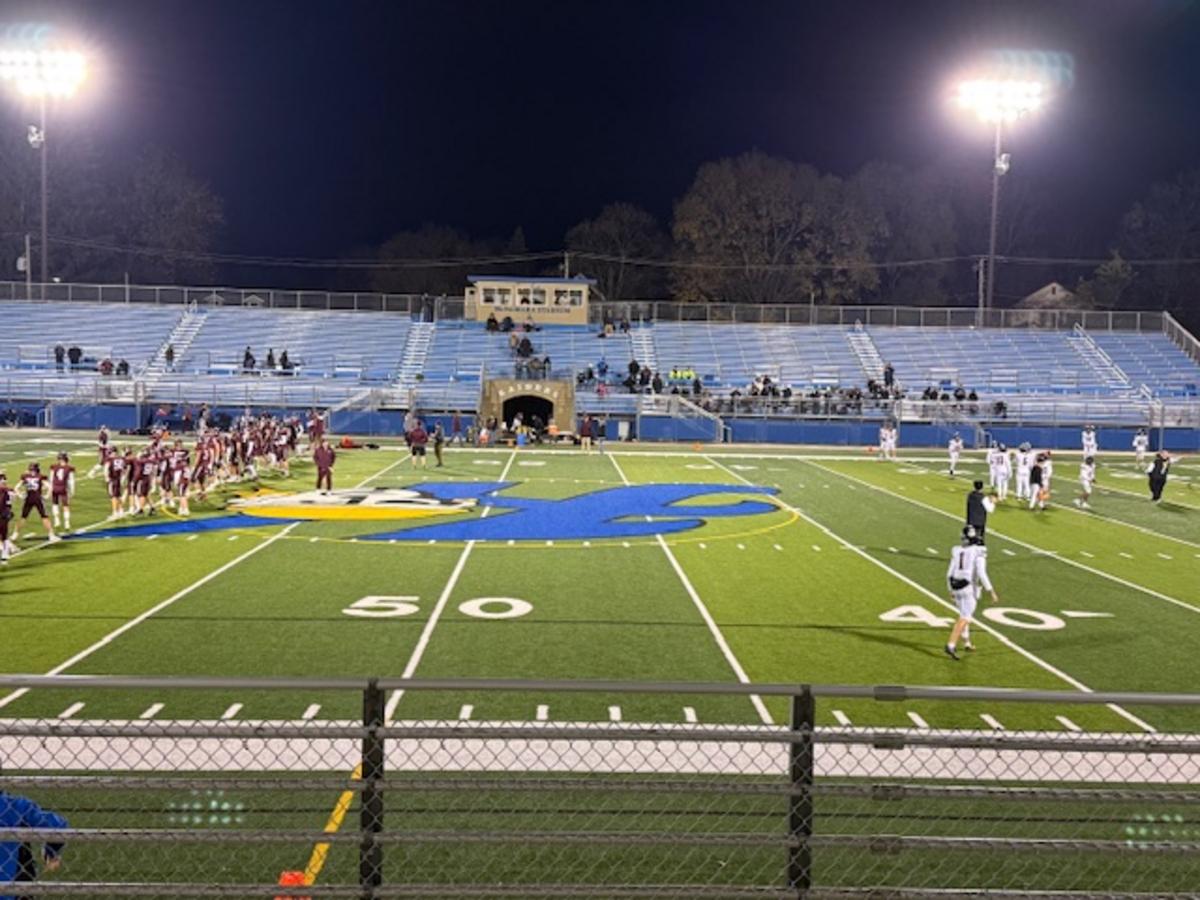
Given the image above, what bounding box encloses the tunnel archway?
[502,395,554,430]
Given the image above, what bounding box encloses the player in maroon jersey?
[0,472,14,562]
[49,452,76,532]
[171,441,192,516]
[88,425,110,478]
[313,438,336,492]
[13,462,59,543]
[105,449,127,519]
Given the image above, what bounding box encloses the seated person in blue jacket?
[1,787,68,898]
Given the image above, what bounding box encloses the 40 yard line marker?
[707,456,1157,735]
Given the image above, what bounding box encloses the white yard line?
[831,709,852,726]
[221,703,243,720]
[301,704,321,721]
[607,453,774,725]
[980,714,1005,731]
[383,450,517,722]
[806,460,1200,619]
[704,456,1158,734]
[0,451,413,714]
[58,702,85,719]
[906,711,930,729]
[138,703,164,720]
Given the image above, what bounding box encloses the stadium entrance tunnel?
[503,395,553,429]
[480,377,576,434]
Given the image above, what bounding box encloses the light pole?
[0,45,87,298]
[955,78,1045,320]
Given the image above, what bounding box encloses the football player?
[1133,428,1150,468]
[49,452,76,532]
[945,525,999,660]
[947,433,964,477]
[1075,456,1096,510]
[13,462,59,543]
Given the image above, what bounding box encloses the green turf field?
[1,429,1197,733]
[2,428,1198,894]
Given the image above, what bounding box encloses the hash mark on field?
[138,703,164,720]
[227,535,239,541]
[980,714,1005,730]
[309,537,319,543]
[888,546,898,553]
[458,705,474,721]
[811,544,821,552]
[773,544,783,551]
[622,541,631,548]
[698,542,707,549]
[1157,552,1173,560]
[506,539,515,546]
[535,704,549,721]
[58,702,85,719]
[583,541,591,547]
[737,543,746,550]
[925,547,938,555]
[221,703,243,720]
[832,710,852,727]
[302,704,321,720]
[608,706,622,722]
[907,711,930,729]
[145,534,158,541]
[1002,548,1016,556]
[1119,551,1134,559]
[683,706,698,723]
[1079,550,1094,558]
[186,535,198,542]
[545,540,554,547]
[1056,715,1083,733]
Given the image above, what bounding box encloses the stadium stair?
[630,325,658,374]
[140,306,208,381]
[397,321,435,388]
[1067,324,1133,394]
[845,328,885,382]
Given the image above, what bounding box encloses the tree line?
[1,123,1197,326]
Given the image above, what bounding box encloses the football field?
[2,428,1198,734]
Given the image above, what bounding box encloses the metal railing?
[0,675,1198,898]
[0,279,1176,334]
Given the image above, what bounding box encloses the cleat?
[944,645,960,661]
[964,642,975,652]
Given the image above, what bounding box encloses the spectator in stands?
[266,349,276,370]
[99,358,113,376]
[486,312,499,332]
[53,344,65,372]
[542,355,552,376]
[165,344,175,371]
[639,367,651,389]
[523,314,539,332]
[242,347,256,372]
[619,315,631,333]
[596,357,608,379]
[116,359,129,377]
[692,376,703,397]
[629,359,640,379]
[883,362,895,388]
[652,371,664,394]
[517,336,534,359]
[279,350,291,371]
[954,385,967,402]
[67,345,81,370]
[500,315,515,332]
[508,331,520,354]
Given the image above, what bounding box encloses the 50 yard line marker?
[706,456,1157,734]
[383,450,517,723]
[608,453,773,725]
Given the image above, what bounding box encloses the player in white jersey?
[1014,443,1032,501]
[995,443,1012,501]
[944,525,999,660]
[1074,456,1096,509]
[877,423,898,462]
[1082,425,1098,458]
[1132,429,1150,467]
[1041,451,1054,498]
[947,433,964,477]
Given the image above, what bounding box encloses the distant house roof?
[468,274,597,286]
[1016,281,1084,310]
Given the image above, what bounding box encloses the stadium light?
[0,44,89,296]
[953,77,1048,320]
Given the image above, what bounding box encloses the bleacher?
[1,297,1198,413]
[180,308,412,382]
[649,323,861,387]
[871,327,1114,395]
[1090,332,1199,398]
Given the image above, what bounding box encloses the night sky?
[9,0,1200,261]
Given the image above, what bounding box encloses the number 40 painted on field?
[879,604,1067,631]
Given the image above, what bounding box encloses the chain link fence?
[1,677,1198,897]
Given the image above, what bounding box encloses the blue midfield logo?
[78,482,781,543]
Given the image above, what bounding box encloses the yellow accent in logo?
[229,488,475,521]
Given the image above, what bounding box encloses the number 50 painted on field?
[343,596,533,620]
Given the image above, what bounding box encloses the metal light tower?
[955,78,1045,318]
[0,45,88,297]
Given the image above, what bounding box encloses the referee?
[965,480,996,543]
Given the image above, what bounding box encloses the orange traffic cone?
[276,870,310,900]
